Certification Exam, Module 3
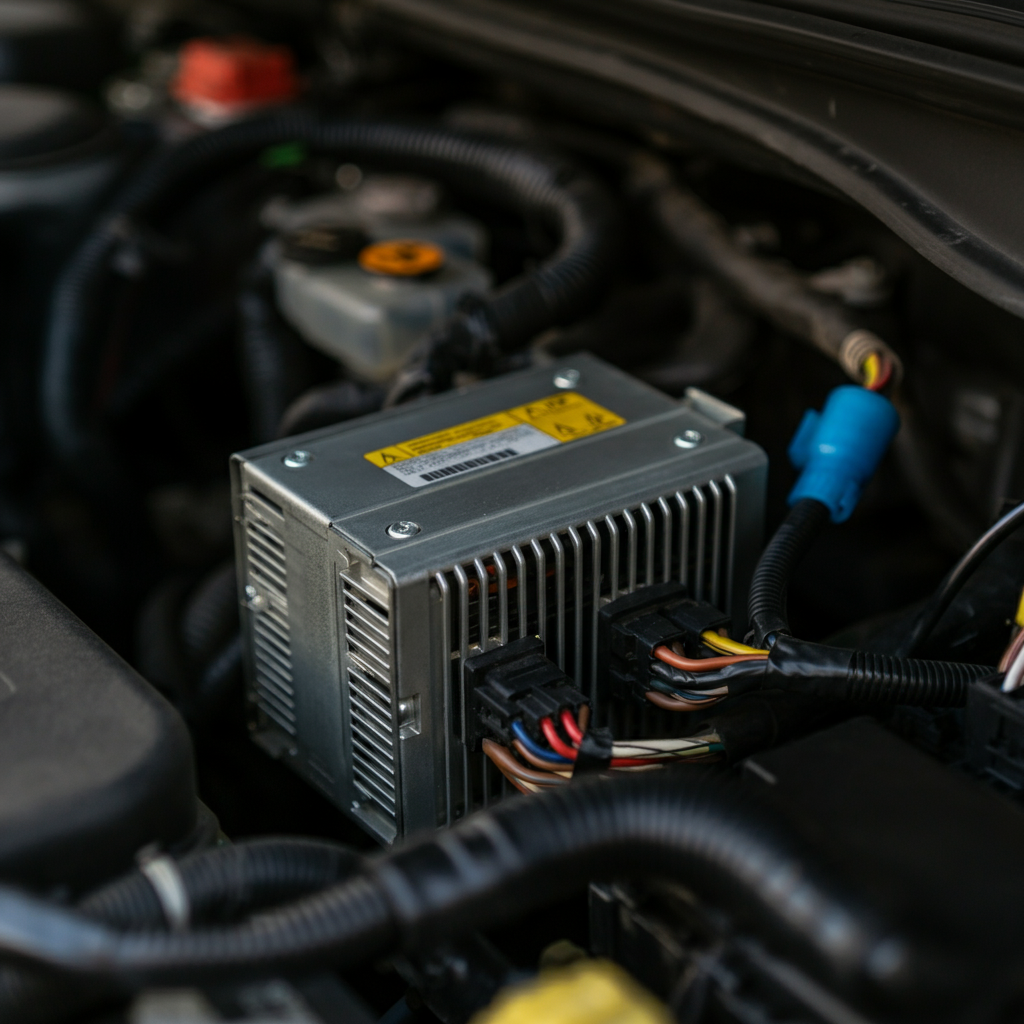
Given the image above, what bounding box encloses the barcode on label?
[420,448,518,482]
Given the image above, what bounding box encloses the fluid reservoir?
[270,175,491,381]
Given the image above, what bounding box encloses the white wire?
[1002,642,1024,692]
[612,734,719,754]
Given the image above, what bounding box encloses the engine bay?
[3,2,1024,1021]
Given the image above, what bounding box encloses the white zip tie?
[139,854,190,932]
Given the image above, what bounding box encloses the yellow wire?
[701,630,769,655]
[1015,585,1024,629]
[862,353,880,389]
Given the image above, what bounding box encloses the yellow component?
[862,352,881,389]
[701,630,769,655]
[358,239,446,276]
[471,960,673,1024]
[364,392,626,468]
[1015,586,1024,629]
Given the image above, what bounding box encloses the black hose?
[277,379,383,438]
[180,562,238,668]
[0,838,364,1024]
[747,498,831,648]
[42,113,618,467]
[193,634,243,723]
[0,773,925,1001]
[239,283,296,445]
[897,499,1024,657]
[651,638,992,706]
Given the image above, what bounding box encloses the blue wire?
[511,720,572,764]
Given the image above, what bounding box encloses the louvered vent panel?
[432,475,737,822]
[341,575,397,823]
[244,507,296,736]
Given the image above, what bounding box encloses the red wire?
[560,708,584,745]
[540,717,577,760]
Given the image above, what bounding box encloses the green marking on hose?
[260,142,307,169]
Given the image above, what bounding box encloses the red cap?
[173,37,298,111]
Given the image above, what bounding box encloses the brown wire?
[491,761,532,794]
[645,690,725,712]
[578,703,591,732]
[513,738,574,773]
[654,646,767,671]
[483,739,566,786]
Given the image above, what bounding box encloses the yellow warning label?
[364,392,625,468]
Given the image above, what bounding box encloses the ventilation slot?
[244,507,296,737]
[342,574,397,824]
[432,475,737,823]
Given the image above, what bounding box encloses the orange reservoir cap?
[358,240,446,277]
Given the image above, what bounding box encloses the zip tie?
[139,854,191,932]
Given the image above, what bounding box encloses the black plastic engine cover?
[0,553,197,893]
[744,717,1024,963]
[593,718,1024,1022]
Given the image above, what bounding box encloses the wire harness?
[0,773,938,1009]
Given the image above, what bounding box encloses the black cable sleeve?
[897,499,1024,657]
[747,498,831,648]
[650,658,767,693]
[765,636,992,706]
[650,640,991,706]
[0,774,930,1002]
[84,838,364,929]
[42,113,618,466]
[0,838,365,1024]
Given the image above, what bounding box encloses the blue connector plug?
[788,385,900,523]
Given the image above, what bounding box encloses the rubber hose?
[180,562,238,667]
[747,498,831,648]
[42,114,618,467]
[239,285,294,445]
[0,773,917,1000]
[193,634,243,723]
[277,380,383,438]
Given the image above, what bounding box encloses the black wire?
[897,499,1024,657]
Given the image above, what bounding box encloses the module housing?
[231,355,767,842]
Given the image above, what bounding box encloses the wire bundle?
[646,630,768,710]
[481,707,722,793]
[999,585,1024,693]
[861,352,893,392]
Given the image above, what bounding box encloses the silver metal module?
[231,355,767,843]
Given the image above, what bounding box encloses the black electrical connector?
[966,676,1024,792]
[462,636,587,750]
[597,583,730,701]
